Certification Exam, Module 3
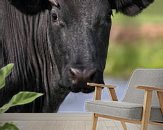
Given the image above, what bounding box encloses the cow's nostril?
[84,68,96,81]
[69,68,82,78]
[69,67,96,83]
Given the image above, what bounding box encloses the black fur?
[0,0,154,112]
[8,0,50,14]
[0,0,111,112]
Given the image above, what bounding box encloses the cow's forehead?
[63,0,109,7]
[59,0,110,18]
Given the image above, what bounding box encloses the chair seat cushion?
[85,100,163,123]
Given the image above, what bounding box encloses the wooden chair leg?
[92,113,98,130]
[141,121,148,130]
[121,121,127,130]
[141,90,153,130]
[157,91,163,115]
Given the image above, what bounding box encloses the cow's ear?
[9,0,50,14]
[110,0,154,16]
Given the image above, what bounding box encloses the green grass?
[112,14,163,25]
[143,0,163,15]
[104,0,163,78]
[104,39,163,78]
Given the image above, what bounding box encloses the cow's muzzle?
[59,66,104,93]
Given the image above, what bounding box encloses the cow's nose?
[69,67,96,84]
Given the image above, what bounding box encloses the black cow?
[0,0,154,112]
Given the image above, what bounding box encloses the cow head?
[47,0,111,93]
[9,0,154,93]
[47,0,154,93]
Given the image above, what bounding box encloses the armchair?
[85,69,163,130]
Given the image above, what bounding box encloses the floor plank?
[0,113,139,130]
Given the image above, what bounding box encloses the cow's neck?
[1,0,69,112]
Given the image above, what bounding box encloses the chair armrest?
[87,83,116,89]
[137,86,163,92]
[137,86,163,116]
[87,83,118,101]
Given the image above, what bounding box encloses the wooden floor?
[0,113,140,130]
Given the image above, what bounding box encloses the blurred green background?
[104,0,163,78]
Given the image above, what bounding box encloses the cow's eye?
[52,13,58,22]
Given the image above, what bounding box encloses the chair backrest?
[123,69,163,107]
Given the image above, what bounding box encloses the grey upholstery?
[85,69,163,123]
[124,69,163,106]
[86,100,163,122]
